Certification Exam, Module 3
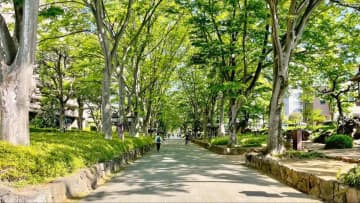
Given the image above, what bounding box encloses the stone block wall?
[245,153,360,203]
[0,145,153,203]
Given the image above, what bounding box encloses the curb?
[245,153,360,203]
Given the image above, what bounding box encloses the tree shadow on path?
[81,140,320,202]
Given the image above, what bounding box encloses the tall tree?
[0,0,39,145]
[38,47,75,131]
[115,0,164,139]
[181,0,270,146]
[266,0,322,153]
[84,0,133,139]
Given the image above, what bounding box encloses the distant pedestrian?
[154,134,162,152]
[185,134,190,145]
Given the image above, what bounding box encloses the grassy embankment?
[210,133,267,147]
[0,129,153,187]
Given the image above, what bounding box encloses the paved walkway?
[79,140,321,203]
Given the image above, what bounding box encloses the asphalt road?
[79,139,321,203]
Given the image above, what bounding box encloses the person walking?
[154,134,162,152]
[185,133,190,145]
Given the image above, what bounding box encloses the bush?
[30,127,58,133]
[339,166,360,188]
[238,134,267,147]
[325,134,353,149]
[0,131,153,186]
[281,150,326,159]
[90,126,97,131]
[210,134,267,147]
[210,137,228,145]
[287,112,303,125]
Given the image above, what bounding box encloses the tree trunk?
[0,0,39,145]
[88,104,101,131]
[335,96,344,120]
[268,93,285,153]
[117,62,126,141]
[59,101,66,131]
[218,93,226,136]
[142,96,153,136]
[77,98,84,130]
[101,63,112,139]
[267,57,288,154]
[228,98,239,147]
[0,67,32,145]
[202,105,209,139]
[266,0,321,154]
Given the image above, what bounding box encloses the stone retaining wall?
[245,153,360,203]
[0,145,153,203]
[192,139,262,155]
[325,155,360,164]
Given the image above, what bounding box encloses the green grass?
[338,165,360,188]
[210,136,228,145]
[0,130,152,187]
[280,150,326,159]
[238,134,267,147]
[210,133,267,147]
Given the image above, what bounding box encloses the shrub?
[0,131,153,186]
[325,134,353,149]
[210,137,228,145]
[238,134,267,147]
[90,126,97,131]
[30,127,58,133]
[282,150,326,159]
[210,134,267,147]
[288,112,303,125]
[339,166,360,188]
[312,131,334,143]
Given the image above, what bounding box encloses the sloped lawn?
[0,130,152,187]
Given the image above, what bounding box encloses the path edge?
[245,153,360,203]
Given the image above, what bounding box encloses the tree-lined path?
[80,141,320,202]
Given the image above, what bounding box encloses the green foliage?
[0,131,152,186]
[339,166,360,188]
[29,127,58,133]
[287,112,303,125]
[310,110,326,125]
[39,6,64,18]
[210,134,267,147]
[325,134,353,149]
[30,107,58,129]
[210,137,229,145]
[281,150,326,159]
[310,123,337,143]
[238,134,267,147]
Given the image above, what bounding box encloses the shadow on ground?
[81,140,319,202]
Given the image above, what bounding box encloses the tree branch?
[294,0,322,46]
[40,0,86,7]
[38,29,92,43]
[111,0,133,59]
[246,23,270,95]
[0,13,17,65]
[267,0,283,57]
[330,0,360,11]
